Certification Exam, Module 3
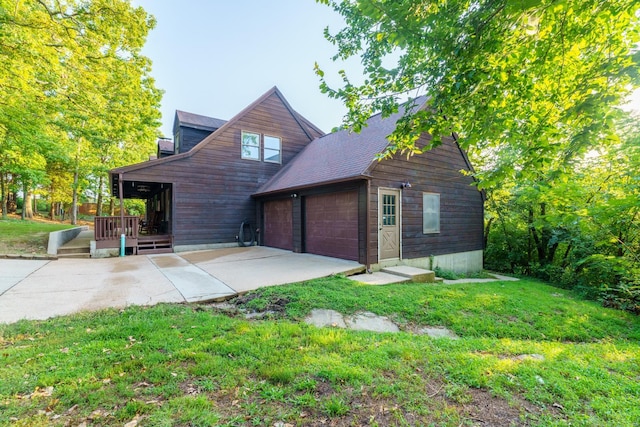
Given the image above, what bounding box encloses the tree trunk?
[71,169,78,225]
[109,197,115,216]
[23,181,33,219]
[49,184,55,220]
[1,173,7,219]
[484,217,494,250]
[96,175,104,217]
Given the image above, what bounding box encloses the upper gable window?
[241,131,260,160]
[264,135,282,164]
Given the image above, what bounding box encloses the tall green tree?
[0,0,161,221]
[316,0,640,186]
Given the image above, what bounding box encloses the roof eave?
[252,175,369,198]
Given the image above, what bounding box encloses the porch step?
[57,252,91,259]
[349,266,440,285]
[137,235,173,255]
[56,230,92,258]
[382,266,436,283]
[57,245,90,255]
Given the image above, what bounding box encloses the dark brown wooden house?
[101,87,483,272]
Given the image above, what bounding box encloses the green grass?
[1,277,639,426]
[0,218,74,254]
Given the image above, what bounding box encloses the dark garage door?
[305,191,359,261]
[263,199,293,250]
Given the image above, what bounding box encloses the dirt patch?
[458,387,551,426]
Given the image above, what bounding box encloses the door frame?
[377,187,402,261]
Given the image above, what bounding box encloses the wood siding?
[118,92,316,247]
[178,127,214,153]
[368,135,484,264]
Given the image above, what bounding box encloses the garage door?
[263,199,293,250]
[305,191,359,261]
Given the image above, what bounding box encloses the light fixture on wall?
[290,193,298,198]
[401,181,412,189]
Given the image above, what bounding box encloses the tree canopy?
[316,0,640,186]
[0,0,161,220]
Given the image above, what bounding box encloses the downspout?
[366,178,372,273]
[118,173,125,257]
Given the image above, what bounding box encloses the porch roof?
[111,175,170,199]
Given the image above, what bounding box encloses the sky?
[134,1,640,140]
[133,0,358,138]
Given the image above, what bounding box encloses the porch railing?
[94,216,139,241]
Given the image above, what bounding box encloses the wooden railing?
[94,216,139,241]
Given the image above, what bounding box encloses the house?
[100,86,484,272]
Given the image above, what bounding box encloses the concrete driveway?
[0,247,363,324]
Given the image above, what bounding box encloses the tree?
[0,0,161,221]
[316,0,640,186]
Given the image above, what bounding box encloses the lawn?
[0,218,74,255]
[1,277,638,426]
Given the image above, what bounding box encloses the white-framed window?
[423,193,440,234]
[264,135,282,163]
[241,131,260,160]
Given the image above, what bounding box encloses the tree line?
[316,0,640,311]
[0,0,161,223]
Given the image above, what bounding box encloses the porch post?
[118,173,125,257]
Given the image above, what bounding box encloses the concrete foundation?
[375,250,483,274]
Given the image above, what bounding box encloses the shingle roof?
[157,138,174,153]
[254,97,427,195]
[176,110,227,131]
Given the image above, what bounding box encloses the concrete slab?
[0,247,364,324]
[0,257,183,323]
[186,248,364,293]
[416,326,459,340]
[305,309,347,328]
[348,271,410,285]
[382,266,436,282]
[0,259,50,295]
[149,254,235,302]
[345,311,400,333]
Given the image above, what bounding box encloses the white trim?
[377,187,402,262]
[263,134,282,164]
[241,130,261,161]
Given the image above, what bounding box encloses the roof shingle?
[255,97,427,195]
[176,110,227,131]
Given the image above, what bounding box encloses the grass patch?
[0,218,74,254]
[1,278,639,426]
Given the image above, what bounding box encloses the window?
[382,194,396,226]
[423,193,440,234]
[241,131,260,160]
[264,135,281,163]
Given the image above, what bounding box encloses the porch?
[94,216,173,255]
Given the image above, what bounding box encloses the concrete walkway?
[0,247,364,324]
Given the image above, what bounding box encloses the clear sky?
[134,1,640,139]
[133,0,357,138]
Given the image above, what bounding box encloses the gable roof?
[112,86,322,175]
[254,97,428,196]
[175,110,227,131]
